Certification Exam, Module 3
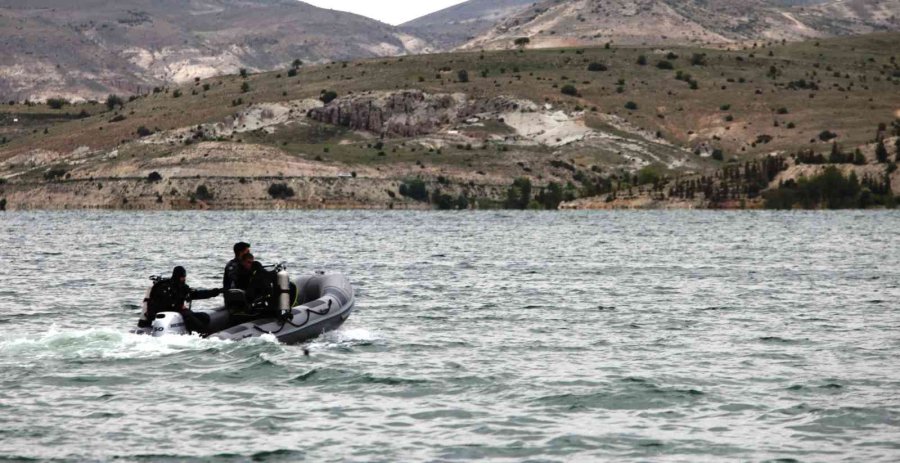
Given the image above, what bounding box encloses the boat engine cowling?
[151,312,188,337]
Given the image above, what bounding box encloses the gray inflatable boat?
[135,272,355,345]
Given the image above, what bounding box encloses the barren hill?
[460,0,900,49]
[0,0,429,101]
[400,0,537,49]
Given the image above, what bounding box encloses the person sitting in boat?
[141,266,222,334]
[225,253,280,322]
[224,242,251,290]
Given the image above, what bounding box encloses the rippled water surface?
[1,211,899,462]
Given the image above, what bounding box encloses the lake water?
[1,211,899,462]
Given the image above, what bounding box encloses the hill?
[460,0,900,50]
[0,33,897,211]
[400,0,536,49]
[0,0,429,101]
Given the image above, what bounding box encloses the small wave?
[307,327,382,351]
[0,327,235,361]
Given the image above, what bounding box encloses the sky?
[302,0,467,25]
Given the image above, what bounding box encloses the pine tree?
[875,138,889,163]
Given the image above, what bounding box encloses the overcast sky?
[302,0,468,25]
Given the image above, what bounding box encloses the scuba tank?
[277,265,290,312]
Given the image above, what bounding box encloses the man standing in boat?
[224,242,251,290]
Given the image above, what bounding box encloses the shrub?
[637,55,648,66]
[711,149,725,161]
[690,53,707,66]
[432,190,456,210]
[194,185,213,201]
[0,198,5,211]
[239,68,248,78]
[587,62,608,72]
[457,70,469,83]
[136,126,154,137]
[109,115,127,123]
[287,68,298,77]
[776,107,789,115]
[44,167,67,181]
[105,94,124,110]
[560,84,578,96]
[172,89,182,98]
[147,171,162,182]
[399,178,429,202]
[720,104,731,111]
[320,90,338,104]
[505,178,532,209]
[624,101,638,110]
[268,183,296,199]
[240,82,250,93]
[46,98,69,109]
[818,130,838,142]
[656,60,674,70]
[514,37,530,47]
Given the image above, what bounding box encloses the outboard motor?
[151,312,188,337]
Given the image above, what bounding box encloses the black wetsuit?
[223,258,242,290]
[145,279,221,334]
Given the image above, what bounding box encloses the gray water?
[0,211,899,462]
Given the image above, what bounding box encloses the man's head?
[233,242,251,258]
[240,253,255,271]
[172,266,187,283]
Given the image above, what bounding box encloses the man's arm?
[190,287,223,300]
[224,261,240,289]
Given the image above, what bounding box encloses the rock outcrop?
[307,90,533,137]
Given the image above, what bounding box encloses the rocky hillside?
[461,0,900,49]
[400,0,536,49]
[0,0,429,101]
[0,33,897,211]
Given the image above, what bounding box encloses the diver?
[224,242,251,290]
[141,266,222,334]
[226,253,281,322]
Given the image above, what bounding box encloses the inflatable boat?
[133,269,355,345]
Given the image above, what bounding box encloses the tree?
[656,60,674,70]
[399,179,428,202]
[106,94,124,110]
[136,126,154,137]
[514,37,530,47]
[457,69,469,83]
[854,149,867,165]
[194,185,213,201]
[505,178,532,209]
[268,183,296,199]
[320,90,338,104]
[587,62,608,72]
[292,59,303,68]
[46,98,69,109]
[690,53,707,66]
[896,138,900,162]
[239,68,249,78]
[624,101,638,110]
[540,182,564,209]
[147,171,162,182]
[240,82,250,93]
[287,68,298,77]
[636,55,648,66]
[0,198,5,211]
[560,85,578,97]
[875,138,889,163]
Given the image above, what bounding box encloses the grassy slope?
[1,33,898,208]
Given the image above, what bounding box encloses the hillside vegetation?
[0,33,898,210]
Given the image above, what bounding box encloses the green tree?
[239,68,249,78]
[457,70,469,83]
[540,182,564,209]
[399,179,428,202]
[514,37,530,47]
[636,55,648,66]
[105,94,124,110]
[505,178,532,209]
[561,85,578,97]
[240,82,250,93]
[875,138,889,163]
[320,90,338,104]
